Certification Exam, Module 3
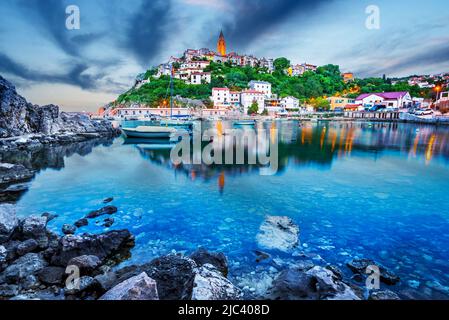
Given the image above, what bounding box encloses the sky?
[0,0,448,112]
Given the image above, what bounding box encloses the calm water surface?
[14,121,449,299]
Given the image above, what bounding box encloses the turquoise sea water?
[14,121,449,299]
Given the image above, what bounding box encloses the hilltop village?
[97,32,449,121]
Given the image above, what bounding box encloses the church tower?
[217,30,226,56]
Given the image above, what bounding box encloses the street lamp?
[435,86,441,102]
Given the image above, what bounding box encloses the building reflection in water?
[131,121,449,193]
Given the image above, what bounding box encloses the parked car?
[415,109,434,116]
[385,107,399,112]
[369,105,386,112]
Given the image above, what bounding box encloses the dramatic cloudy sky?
[0,0,448,111]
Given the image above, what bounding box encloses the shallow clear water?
[13,121,449,299]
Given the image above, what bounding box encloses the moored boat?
[121,126,177,139]
[234,120,256,126]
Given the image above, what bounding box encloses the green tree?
[274,57,291,72]
[247,101,259,115]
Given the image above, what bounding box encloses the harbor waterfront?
[6,120,449,300]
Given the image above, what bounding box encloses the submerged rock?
[74,218,88,228]
[347,258,400,285]
[86,206,118,219]
[103,197,114,204]
[100,272,159,301]
[256,216,299,252]
[191,264,241,300]
[102,218,115,228]
[190,248,228,277]
[0,204,19,243]
[254,250,270,263]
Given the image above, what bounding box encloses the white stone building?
[280,96,300,110]
[355,92,413,109]
[190,72,211,85]
[211,88,231,107]
[248,81,272,96]
[241,90,265,114]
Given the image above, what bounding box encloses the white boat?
[121,126,177,139]
[234,120,256,126]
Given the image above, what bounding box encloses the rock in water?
[256,216,299,252]
[21,215,48,248]
[0,204,19,243]
[50,230,135,266]
[191,264,241,300]
[62,224,77,235]
[103,197,114,204]
[86,206,118,219]
[74,218,88,228]
[102,218,114,228]
[100,272,159,300]
[347,258,400,285]
[0,163,35,186]
[269,266,360,300]
[190,248,228,277]
[41,212,58,223]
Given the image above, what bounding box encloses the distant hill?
[115,59,434,108]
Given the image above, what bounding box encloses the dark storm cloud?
[358,42,449,76]
[124,0,173,66]
[17,0,102,57]
[221,0,333,50]
[0,53,104,90]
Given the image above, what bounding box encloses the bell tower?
[217,30,226,56]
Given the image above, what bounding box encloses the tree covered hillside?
[115,58,432,108]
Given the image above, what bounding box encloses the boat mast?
[170,64,174,119]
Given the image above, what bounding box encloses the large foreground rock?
[190,248,228,277]
[0,204,18,243]
[3,253,47,284]
[191,264,241,300]
[100,272,159,300]
[268,266,360,300]
[143,254,197,300]
[256,216,299,252]
[50,230,135,266]
[21,215,48,248]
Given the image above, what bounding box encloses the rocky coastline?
[0,201,403,301]
[0,75,120,198]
